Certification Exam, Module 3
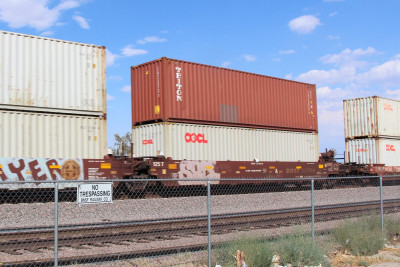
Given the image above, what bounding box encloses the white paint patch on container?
[133,123,319,162]
[345,138,400,166]
[0,30,106,115]
[0,110,107,158]
[344,96,400,139]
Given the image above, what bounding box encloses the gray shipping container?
[0,30,106,115]
[0,110,107,158]
[344,96,400,139]
[133,122,319,162]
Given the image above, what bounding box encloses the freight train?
[1,147,399,193]
[1,31,400,193]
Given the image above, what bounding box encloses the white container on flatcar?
[0,110,107,158]
[0,30,106,115]
[345,138,400,166]
[344,96,400,139]
[133,122,319,162]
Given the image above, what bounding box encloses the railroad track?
[1,199,400,266]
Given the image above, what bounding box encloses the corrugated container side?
[345,138,400,166]
[0,110,107,158]
[133,123,319,162]
[0,30,106,115]
[131,57,318,132]
[344,96,400,138]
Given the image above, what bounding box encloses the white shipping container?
[133,123,319,162]
[0,30,106,115]
[345,138,400,166]
[0,110,107,158]
[344,96,400,139]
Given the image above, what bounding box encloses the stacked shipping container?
[344,96,400,166]
[0,30,107,158]
[131,57,319,162]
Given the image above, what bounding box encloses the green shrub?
[275,231,329,266]
[213,237,274,267]
[213,231,328,267]
[384,218,400,242]
[333,215,385,256]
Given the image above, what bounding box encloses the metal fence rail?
[0,176,399,266]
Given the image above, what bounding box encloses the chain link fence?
[0,176,399,266]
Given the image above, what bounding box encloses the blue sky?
[1,0,399,156]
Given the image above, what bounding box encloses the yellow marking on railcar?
[49,165,61,169]
[169,164,177,169]
[101,163,111,169]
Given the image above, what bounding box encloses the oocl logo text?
[185,133,208,144]
[142,139,153,145]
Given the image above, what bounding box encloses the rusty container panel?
[133,122,319,162]
[131,57,317,132]
[344,96,400,139]
[0,110,107,158]
[0,30,106,115]
[345,138,400,166]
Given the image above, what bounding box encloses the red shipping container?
[131,57,318,132]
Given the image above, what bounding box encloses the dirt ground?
[329,244,400,267]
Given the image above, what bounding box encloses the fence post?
[311,179,315,247]
[379,176,384,235]
[54,181,59,267]
[207,180,212,267]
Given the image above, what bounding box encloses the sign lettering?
[185,133,208,143]
[77,183,113,204]
[386,144,396,151]
[176,66,183,101]
[142,139,153,145]
[384,103,393,111]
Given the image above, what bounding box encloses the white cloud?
[386,89,400,99]
[327,35,340,40]
[279,49,296,55]
[288,15,321,34]
[221,61,231,68]
[317,86,353,99]
[284,74,293,80]
[40,30,54,36]
[329,12,338,17]
[72,14,89,29]
[137,36,167,44]
[297,66,356,85]
[0,0,82,31]
[320,47,377,65]
[107,94,115,101]
[243,54,256,62]
[106,49,120,66]
[357,57,400,84]
[121,45,148,57]
[121,85,131,93]
[297,48,379,85]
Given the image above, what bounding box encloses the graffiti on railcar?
[177,160,220,185]
[0,158,84,189]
